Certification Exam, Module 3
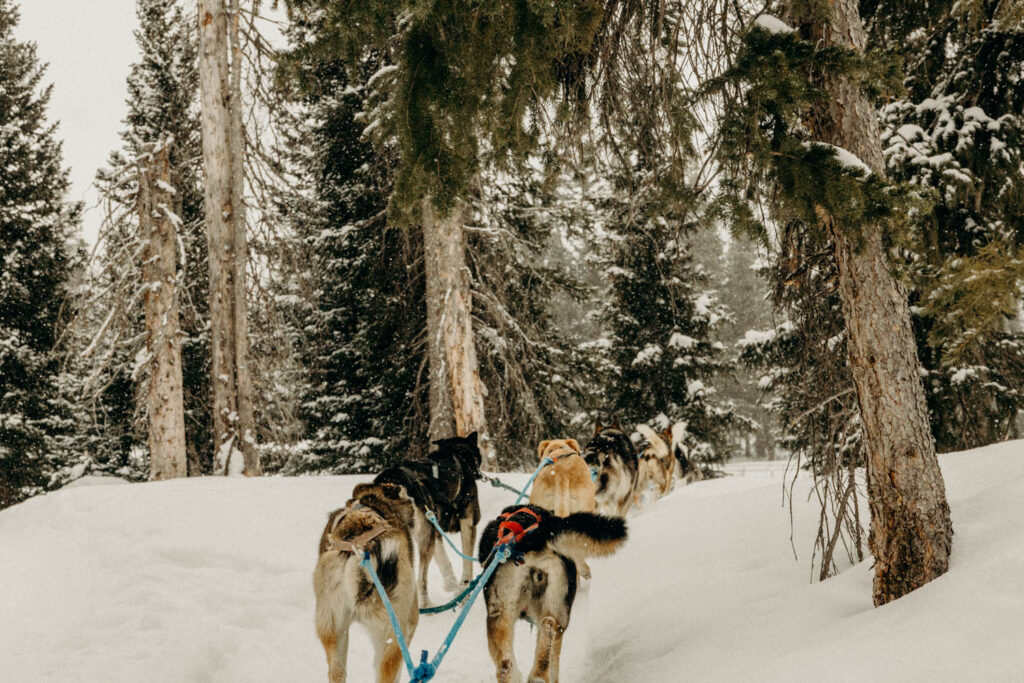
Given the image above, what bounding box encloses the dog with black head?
[479,504,628,683]
[373,432,483,606]
[583,421,639,518]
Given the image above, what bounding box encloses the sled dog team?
[313,423,701,683]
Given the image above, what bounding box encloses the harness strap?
[328,521,390,554]
[497,507,542,545]
[540,442,582,462]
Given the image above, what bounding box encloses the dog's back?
[529,439,595,517]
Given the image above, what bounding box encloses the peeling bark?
[795,0,953,605]
[422,199,493,463]
[197,0,258,475]
[139,144,187,481]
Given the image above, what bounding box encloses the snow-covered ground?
[2,441,1023,682]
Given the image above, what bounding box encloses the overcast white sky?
[16,0,141,245]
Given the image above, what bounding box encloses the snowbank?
[2,441,1023,681]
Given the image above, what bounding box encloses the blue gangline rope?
[360,550,416,675]
[361,543,513,682]
[424,510,478,562]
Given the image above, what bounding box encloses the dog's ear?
[594,421,603,435]
[352,482,372,499]
[661,428,673,446]
[566,439,581,454]
[610,420,622,431]
[537,440,552,458]
[465,431,478,447]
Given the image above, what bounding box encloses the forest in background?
[1,0,1022,596]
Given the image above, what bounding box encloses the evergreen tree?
[599,178,736,463]
[0,1,81,507]
[865,0,1024,450]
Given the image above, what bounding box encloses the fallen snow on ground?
[2,441,1024,682]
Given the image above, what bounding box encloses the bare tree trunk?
[139,143,187,480]
[424,233,457,443]
[227,0,259,475]
[795,0,953,605]
[422,199,493,463]
[198,0,241,475]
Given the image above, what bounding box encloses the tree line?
[1,0,1021,606]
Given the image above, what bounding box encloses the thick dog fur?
[313,482,418,683]
[373,432,483,606]
[529,439,596,518]
[479,505,628,683]
[633,425,676,507]
[583,422,639,518]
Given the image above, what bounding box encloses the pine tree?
[598,178,737,463]
[710,3,953,602]
[0,1,81,508]
[866,0,1024,450]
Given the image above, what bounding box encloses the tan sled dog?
[314,482,418,683]
[529,439,596,517]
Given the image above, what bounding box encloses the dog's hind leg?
[318,614,350,683]
[527,615,558,683]
[431,531,459,593]
[487,611,522,683]
[459,515,476,585]
[417,530,436,606]
[548,623,565,683]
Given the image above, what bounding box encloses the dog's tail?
[361,536,401,594]
[548,512,627,562]
[636,424,669,458]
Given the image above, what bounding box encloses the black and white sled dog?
[479,504,628,683]
[583,422,639,518]
[313,481,418,683]
[373,432,482,605]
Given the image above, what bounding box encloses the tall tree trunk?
[227,0,259,475]
[424,231,457,443]
[422,199,493,464]
[198,0,241,475]
[139,143,187,480]
[794,0,953,605]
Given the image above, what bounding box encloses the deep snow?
[2,441,1023,682]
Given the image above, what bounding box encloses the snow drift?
[2,440,1023,681]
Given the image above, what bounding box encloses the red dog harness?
[496,507,542,545]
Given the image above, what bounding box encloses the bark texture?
[197,0,259,475]
[797,0,953,605]
[139,144,187,480]
[227,0,258,475]
[422,199,493,462]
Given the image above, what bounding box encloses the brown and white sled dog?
[373,432,482,606]
[313,481,418,683]
[583,422,639,518]
[479,505,628,683]
[529,439,596,517]
[633,424,675,506]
